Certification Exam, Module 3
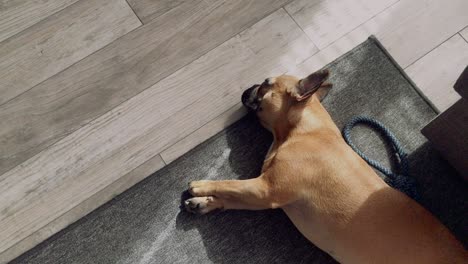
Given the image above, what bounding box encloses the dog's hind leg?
[184,177,282,214]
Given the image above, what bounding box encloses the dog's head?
[241,70,332,131]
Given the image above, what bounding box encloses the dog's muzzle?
[241,84,260,111]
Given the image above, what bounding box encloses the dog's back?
[272,103,467,264]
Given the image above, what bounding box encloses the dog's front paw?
[184,196,221,214]
[188,180,214,196]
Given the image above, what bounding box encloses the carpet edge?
[368,35,439,115]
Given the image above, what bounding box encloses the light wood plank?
[153,8,318,159]
[161,104,246,164]
[127,0,189,24]
[377,0,468,68]
[285,0,397,49]
[0,154,165,264]
[287,29,369,77]
[460,26,468,42]
[406,34,467,111]
[0,0,142,105]
[0,0,292,176]
[289,0,468,76]
[0,0,79,43]
[0,8,316,259]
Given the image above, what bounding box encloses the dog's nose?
[241,85,259,110]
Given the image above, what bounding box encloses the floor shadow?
[223,112,272,178]
[340,184,467,263]
[175,197,335,264]
[406,142,468,245]
[175,114,336,263]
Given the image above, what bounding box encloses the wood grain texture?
[377,0,468,68]
[285,0,397,49]
[158,7,319,164]
[406,34,467,111]
[127,0,189,24]
[0,0,79,43]
[0,155,165,264]
[0,0,142,105]
[0,8,315,259]
[0,0,291,176]
[287,31,369,77]
[289,0,468,76]
[161,104,246,164]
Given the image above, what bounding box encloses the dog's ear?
[293,69,332,101]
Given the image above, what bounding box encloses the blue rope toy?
[342,116,418,200]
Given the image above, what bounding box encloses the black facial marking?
[241,84,261,111]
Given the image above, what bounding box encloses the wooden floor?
[0,0,467,262]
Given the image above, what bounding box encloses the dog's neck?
[272,96,339,144]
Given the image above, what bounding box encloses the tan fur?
[185,74,467,263]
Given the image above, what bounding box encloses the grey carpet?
[12,38,467,264]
